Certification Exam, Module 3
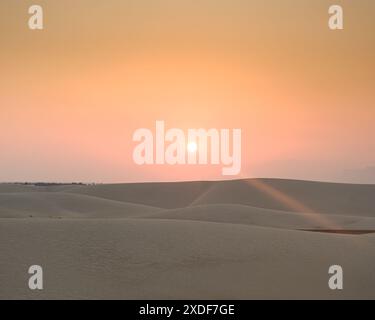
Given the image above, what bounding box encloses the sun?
[187,141,198,153]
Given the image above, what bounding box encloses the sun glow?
[187,141,198,153]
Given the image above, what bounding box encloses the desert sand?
[0,178,374,299]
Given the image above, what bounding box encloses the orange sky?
[0,0,374,183]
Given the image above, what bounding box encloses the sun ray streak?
[245,179,340,230]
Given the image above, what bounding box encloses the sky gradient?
[0,0,374,183]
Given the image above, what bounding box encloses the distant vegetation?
[5,182,95,186]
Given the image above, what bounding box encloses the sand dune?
[63,181,213,208]
[1,218,374,299]
[64,179,375,216]
[0,178,374,299]
[3,179,375,214]
[140,204,375,230]
[189,179,375,216]
[0,192,160,219]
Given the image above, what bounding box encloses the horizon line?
[1,177,375,186]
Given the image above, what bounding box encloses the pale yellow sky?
[0,0,374,182]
